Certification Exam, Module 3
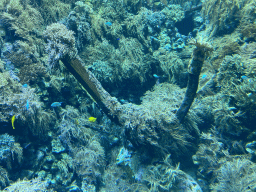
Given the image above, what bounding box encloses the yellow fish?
[74,119,79,125]
[88,117,97,122]
[11,115,15,129]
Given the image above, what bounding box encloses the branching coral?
[58,105,92,147]
[30,0,71,25]
[43,23,77,69]
[119,83,202,157]
[201,0,244,36]
[0,84,55,137]
[101,164,147,192]
[72,139,105,181]
[211,158,256,191]
[124,7,166,50]
[3,177,50,192]
[142,155,202,191]
[85,37,150,86]
[0,134,22,170]
[4,40,48,85]
[153,49,186,85]
[192,132,227,179]
[51,153,73,186]
[217,54,245,93]
[19,63,47,84]
[241,23,256,41]
[212,94,244,134]
[65,4,92,51]
[0,166,9,189]
[0,0,44,41]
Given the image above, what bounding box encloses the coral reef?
[0,85,55,137]
[30,0,71,25]
[66,2,93,51]
[153,48,186,86]
[0,134,22,170]
[118,83,202,158]
[0,0,44,41]
[3,177,51,192]
[44,23,77,68]
[72,139,105,180]
[211,158,256,191]
[100,164,145,192]
[201,0,242,36]
[192,132,227,180]
[0,166,9,189]
[1,0,256,191]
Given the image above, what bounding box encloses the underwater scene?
[1,0,256,191]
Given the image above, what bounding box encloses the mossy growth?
[211,158,256,191]
[3,177,51,191]
[0,0,44,41]
[153,48,186,86]
[83,37,151,89]
[0,82,55,138]
[30,0,71,25]
[120,83,202,159]
[241,23,256,41]
[201,0,245,36]
[0,166,9,189]
[209,34,241,70]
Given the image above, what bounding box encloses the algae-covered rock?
[0,72,9,88]
[51,138,65,153]
[246,141,256,155]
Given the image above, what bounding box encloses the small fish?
[88,117,97,122]
[26,100,29,110]
[74,119,79,125]
[153,74,166,79]
[241,75,248,80]
[51,102,62,107]
[247,92,256,102]
[153,74,160,79]
[241,75,252,82]
[23,142,31,149]
[105,22,112,26]
[11,115,15,129]
[201,74,207,79]
[22,84,28,88]
[153,74,164,85]
[120,99,128,104]
[117,38,120,40]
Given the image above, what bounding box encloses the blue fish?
[22,84,28,88]
[241,75,252,82]
[26,100,29,110]
[241,75,248,80]
[153,74,160,78]
[51,102,62,107]
[105,22,112,26]
[201,74,207,79]
[120,99,128,104]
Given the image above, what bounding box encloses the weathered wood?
[61,55,121,124]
